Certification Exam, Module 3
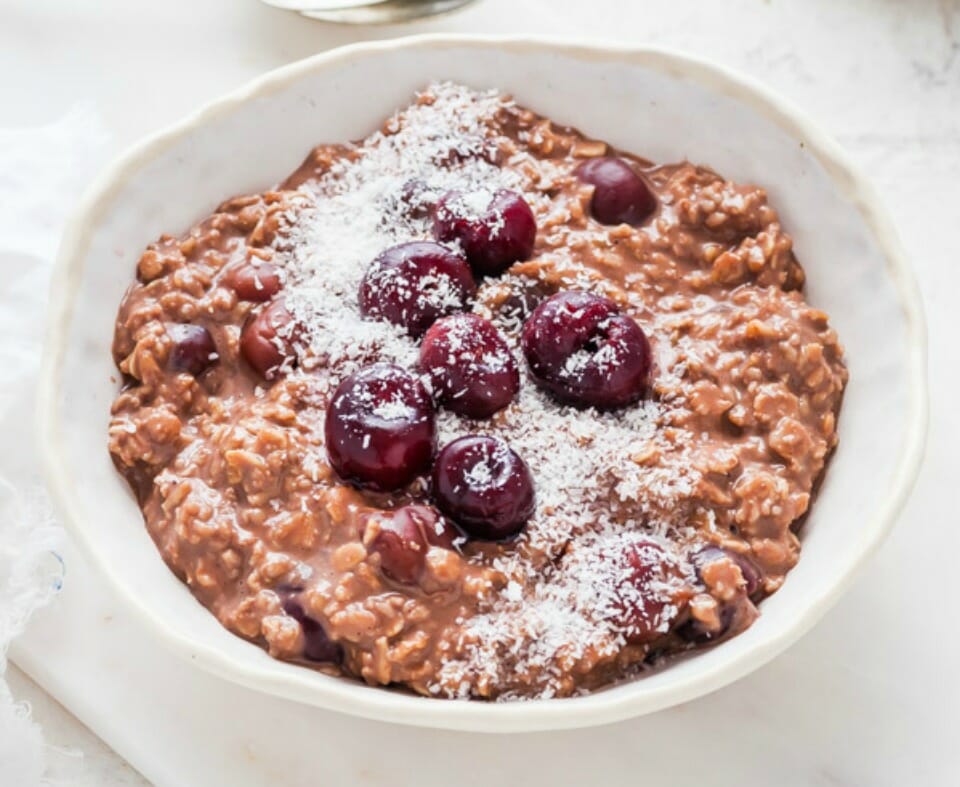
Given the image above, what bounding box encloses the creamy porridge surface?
[109,83,847,700]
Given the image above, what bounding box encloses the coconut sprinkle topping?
[267,83,702,698]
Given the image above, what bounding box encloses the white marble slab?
[5,667,147,787]
[3,0,959,784]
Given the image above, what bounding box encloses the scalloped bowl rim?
[38,35,927,732]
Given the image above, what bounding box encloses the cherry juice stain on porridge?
[108,84,847,700]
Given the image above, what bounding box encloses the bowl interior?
[43,39,921,731]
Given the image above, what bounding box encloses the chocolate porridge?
[108,84,847,700]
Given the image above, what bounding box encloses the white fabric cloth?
[0,110,107,787]
[0,0,956,782]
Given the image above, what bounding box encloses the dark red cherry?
[358,241,476,338]
[167,324,217,376]
[419,508,465,551]
[240,299,301,380]
[576,158,656,226]
[364,505,463,584]
[324,364,436,492]
[419,313,520,419]
[390,503,464,550]
[432,436,535,540]
[495,284,546,326]
[397,178,441,220]
[521,290,651,410]
[281,598,342,664]
[691,546,762,597]
[607,540,682,644]
[677,603,738,645]
[433,189,537,277]
[678,548,762,644]
[228,262,281,302]
[366,510,428,584]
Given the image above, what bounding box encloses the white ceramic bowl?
[39,35,927,732]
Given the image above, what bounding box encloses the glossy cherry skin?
[677,603,738,645]
[240,299,301,380]
[367,510,428,584]
[359,241,476,338]
[419,313,520,419]
[419,508,465,550]
[494,284,546,326]
[281,598,343,664]
[575,157,657,226]
[521,290,651,410]
[228,262,282,302]
[397,178,441,220]
[676,547,763,644]
[608,540,681,644]
[324,364,436,492]
[167,324,217,376]
[432,189,537,277]
[691,546,762,597]
[364,505,463,584]
[432,435,535,540]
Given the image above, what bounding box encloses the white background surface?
[1,0,957,784]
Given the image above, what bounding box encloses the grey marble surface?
[2,0,957,784]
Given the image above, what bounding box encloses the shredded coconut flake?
[272,83,524,396]
[265,83,703,698]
